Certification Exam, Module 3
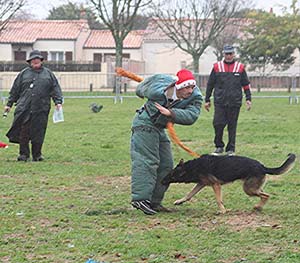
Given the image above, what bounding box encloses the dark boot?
[18,144,30,161]
[17,155,30,162]
[131,200,157,215]
[212,147,224,156]
[32,143,44,161]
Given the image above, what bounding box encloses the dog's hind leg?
[212,183,227,214]
[174,183,205,205]
[253,191,270,211]
[243,176,269,211]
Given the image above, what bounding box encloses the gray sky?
[27,0,84,19]
[253,0,295,13]
[27,0,296,19]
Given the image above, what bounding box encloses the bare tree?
[151,0,250,73]
[12,9,36,20]
[212,20,244,60]
[88,0,151,68]
[88,0,151,97]
[0,0,26,32]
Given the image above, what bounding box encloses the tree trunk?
[115,43,123,68]
[192,55,200,74]
[192,55,201,87]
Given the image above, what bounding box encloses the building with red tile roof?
[0,20,146,74]
[0,20,90,62]
[84,30,144,49]
[0,20,89,43]
[0,20,146,90]
[82,30,144,64]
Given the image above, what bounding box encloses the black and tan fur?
[162,154,296,213]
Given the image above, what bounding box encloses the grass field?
[0,97,299,263]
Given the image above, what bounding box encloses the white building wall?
[143,40,300,75]
[75,25,90,61]
[292,49,300,75]
[83,48,143,62]
[142,41,218,75]
[198,47,218,74]
[143,41,191,74]
[34,40,74,53]
[0,44,13,60]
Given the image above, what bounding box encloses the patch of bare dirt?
[0,175,14,179]
[196,210,281,232]
[38,218,53,228]
[1,256,11,263]
[224,211,281,231]
[26,254,52,261]
[218,244,280,263]
[95,175,130,186]
[3,233,27,240]
[0,195,13,199]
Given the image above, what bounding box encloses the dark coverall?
[131,74,202,207]
[205,60,251,152]
[6,66,63,159]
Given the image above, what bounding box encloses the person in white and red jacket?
[205,45,252,156]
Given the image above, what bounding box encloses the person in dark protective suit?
[131,69,203,215]
[4,50,63,161]
[205,45,252,156]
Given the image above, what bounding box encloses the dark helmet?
[26,50,44,62]
[223,45,235,54]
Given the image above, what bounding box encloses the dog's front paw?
[216,209,227,215]
[174,199,184,205]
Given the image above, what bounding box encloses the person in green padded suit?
[130,69,203,215]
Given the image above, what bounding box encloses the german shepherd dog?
[162,154,296,213]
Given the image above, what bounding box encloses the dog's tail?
[264,153,296,175]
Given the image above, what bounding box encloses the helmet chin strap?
[115,67,201,158]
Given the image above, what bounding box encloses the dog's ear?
[179,159,184,166]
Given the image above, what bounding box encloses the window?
[93,53,102,62]
[65,52,73,61]
[14,51,26,61]
[41,51,48,61]
[50,52,64,62]
[123,53,130,59]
